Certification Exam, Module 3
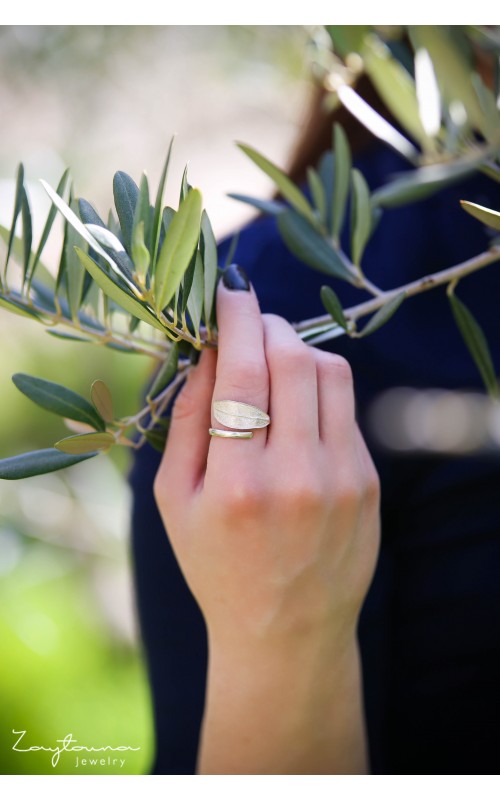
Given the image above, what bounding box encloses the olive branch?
[0,25,499,480]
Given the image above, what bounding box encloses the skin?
[154,277,381,774]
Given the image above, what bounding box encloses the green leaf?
[332,124,352,241]
[236,142,317,226]
[358,292,406,337]
[133,173,152,252]
[55,432,115,454]
[41,179,140,295]
[66,200,86,319]
[179,165,189,203]
[326,25,369,58]
[320,285,348,329]
[317,151,334,234]
[113,171,139,253]
[90,379,114,423]
[20,187,32,283]
[307,167,327,227]
[363,34,430,147]
[351,168,372,265]
[144,423,170,453]
[276,209,355,283]
[460,200,500,231]
[74,247,167,333]
[338,85,419,161]
[131,220,150,279]
[224,231,240,268]
[448,290,498,398]
[186,251,204,336]
[12,373,106,430]
[181,248,198,314]
[28,168,70,288]
[146,343,179,400]
[154,188,203,311]
[0,448,98,480]
[4,163,25,276]
[151,138,175,269]
[78,197,107,227]
[201,210,218,326]
[0,296,43,321]
[371,150,489,208]
[226,193,284,216]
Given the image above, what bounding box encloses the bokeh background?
[0,25,314,775]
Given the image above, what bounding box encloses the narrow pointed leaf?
[448,291,498,398]
[113,171,139,253]
[144,423,170,453]
[132,220,150,278]
[74,247,167,333]
[236,142,317,226]
[20,187,32,283]
[66,200,86,318]
[186,251,204,335]
[85,224,126,253]
[332,124,352,241]
[4,163,25,275]
[12,373,105,430]
[0,448,98,480]
[358,291,406,337]
[152,138,175,268]
[460,200,500,231]
[338,85,419,161]
[146,343,179,400]
[351,168,372,265]
[201,210,218,325]
[179,165,189,203]
[307,167,327,227]
[55,432,115,454]
[224,231,240,268]
[320,285,348,329]
[78,197,107,227]
[226,193,284,216]
[154,188,203,311]
[317,151,334,234]
[276,209,355,283]
[0,296,42,321]
[28,168,70,287]
[90,379,114,423]
[181,248,198,313]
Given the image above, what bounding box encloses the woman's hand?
[154,264,381,774]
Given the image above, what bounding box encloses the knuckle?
[318,352,353,383]
[220,359,268,395]
[221,476,265,519]
[271,344,315,376]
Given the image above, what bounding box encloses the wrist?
[198,631,367,774]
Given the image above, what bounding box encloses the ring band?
[209,428,254,439]
[213,400,270,430]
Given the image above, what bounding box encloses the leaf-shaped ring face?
[213,400,270,430]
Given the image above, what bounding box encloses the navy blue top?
[129,143,500,774]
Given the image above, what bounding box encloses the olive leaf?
[146,343,179,400]
[55,432,115,454]
[448,289,498,399]
[460,201,500,232]
[226,193,284,216]
[332,124,351,241]
[358,291,406,337]
[350,168,372,265]
[151,138,175,268]
[201,210,218,326]
[277,208,355,283]
[113,171,139,253]
[320,285,348,330]
[306,167,327,228]
[0,448,99,480]
[4,163,25,276]
[12,373,106,430]
[27,167,70,289]
[90,379,114,423]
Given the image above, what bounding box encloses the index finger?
[209,264,270,460]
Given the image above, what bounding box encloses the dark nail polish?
[222,263,250,291]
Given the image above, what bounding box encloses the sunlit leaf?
[414,48,441,138]
[90,379,114,423]
[332,124,352,241]
[113,171,139,253]
[351,168,372,265]
[201,210,218,326]
[146,343,179,400]
[338,85,419,162]
[151,138,175,268]
[363,34,430,147]
[320,285,347,329]
[236,142,317,226]
[55,432,115,454]
[154,188,203,311]
[307,167,327,228]
[358,291,406,337]
[74,247,167,333]
[460,200,500,231]
[448,290,498,398]
[85,224,126,254]
[277,208,355,283]
[12,372,105,430]
[0,448,98,480]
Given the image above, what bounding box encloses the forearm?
[197,633,368,775]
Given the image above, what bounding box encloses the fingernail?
[222,263,250,291]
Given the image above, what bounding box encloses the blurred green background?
[0,25,312,774]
